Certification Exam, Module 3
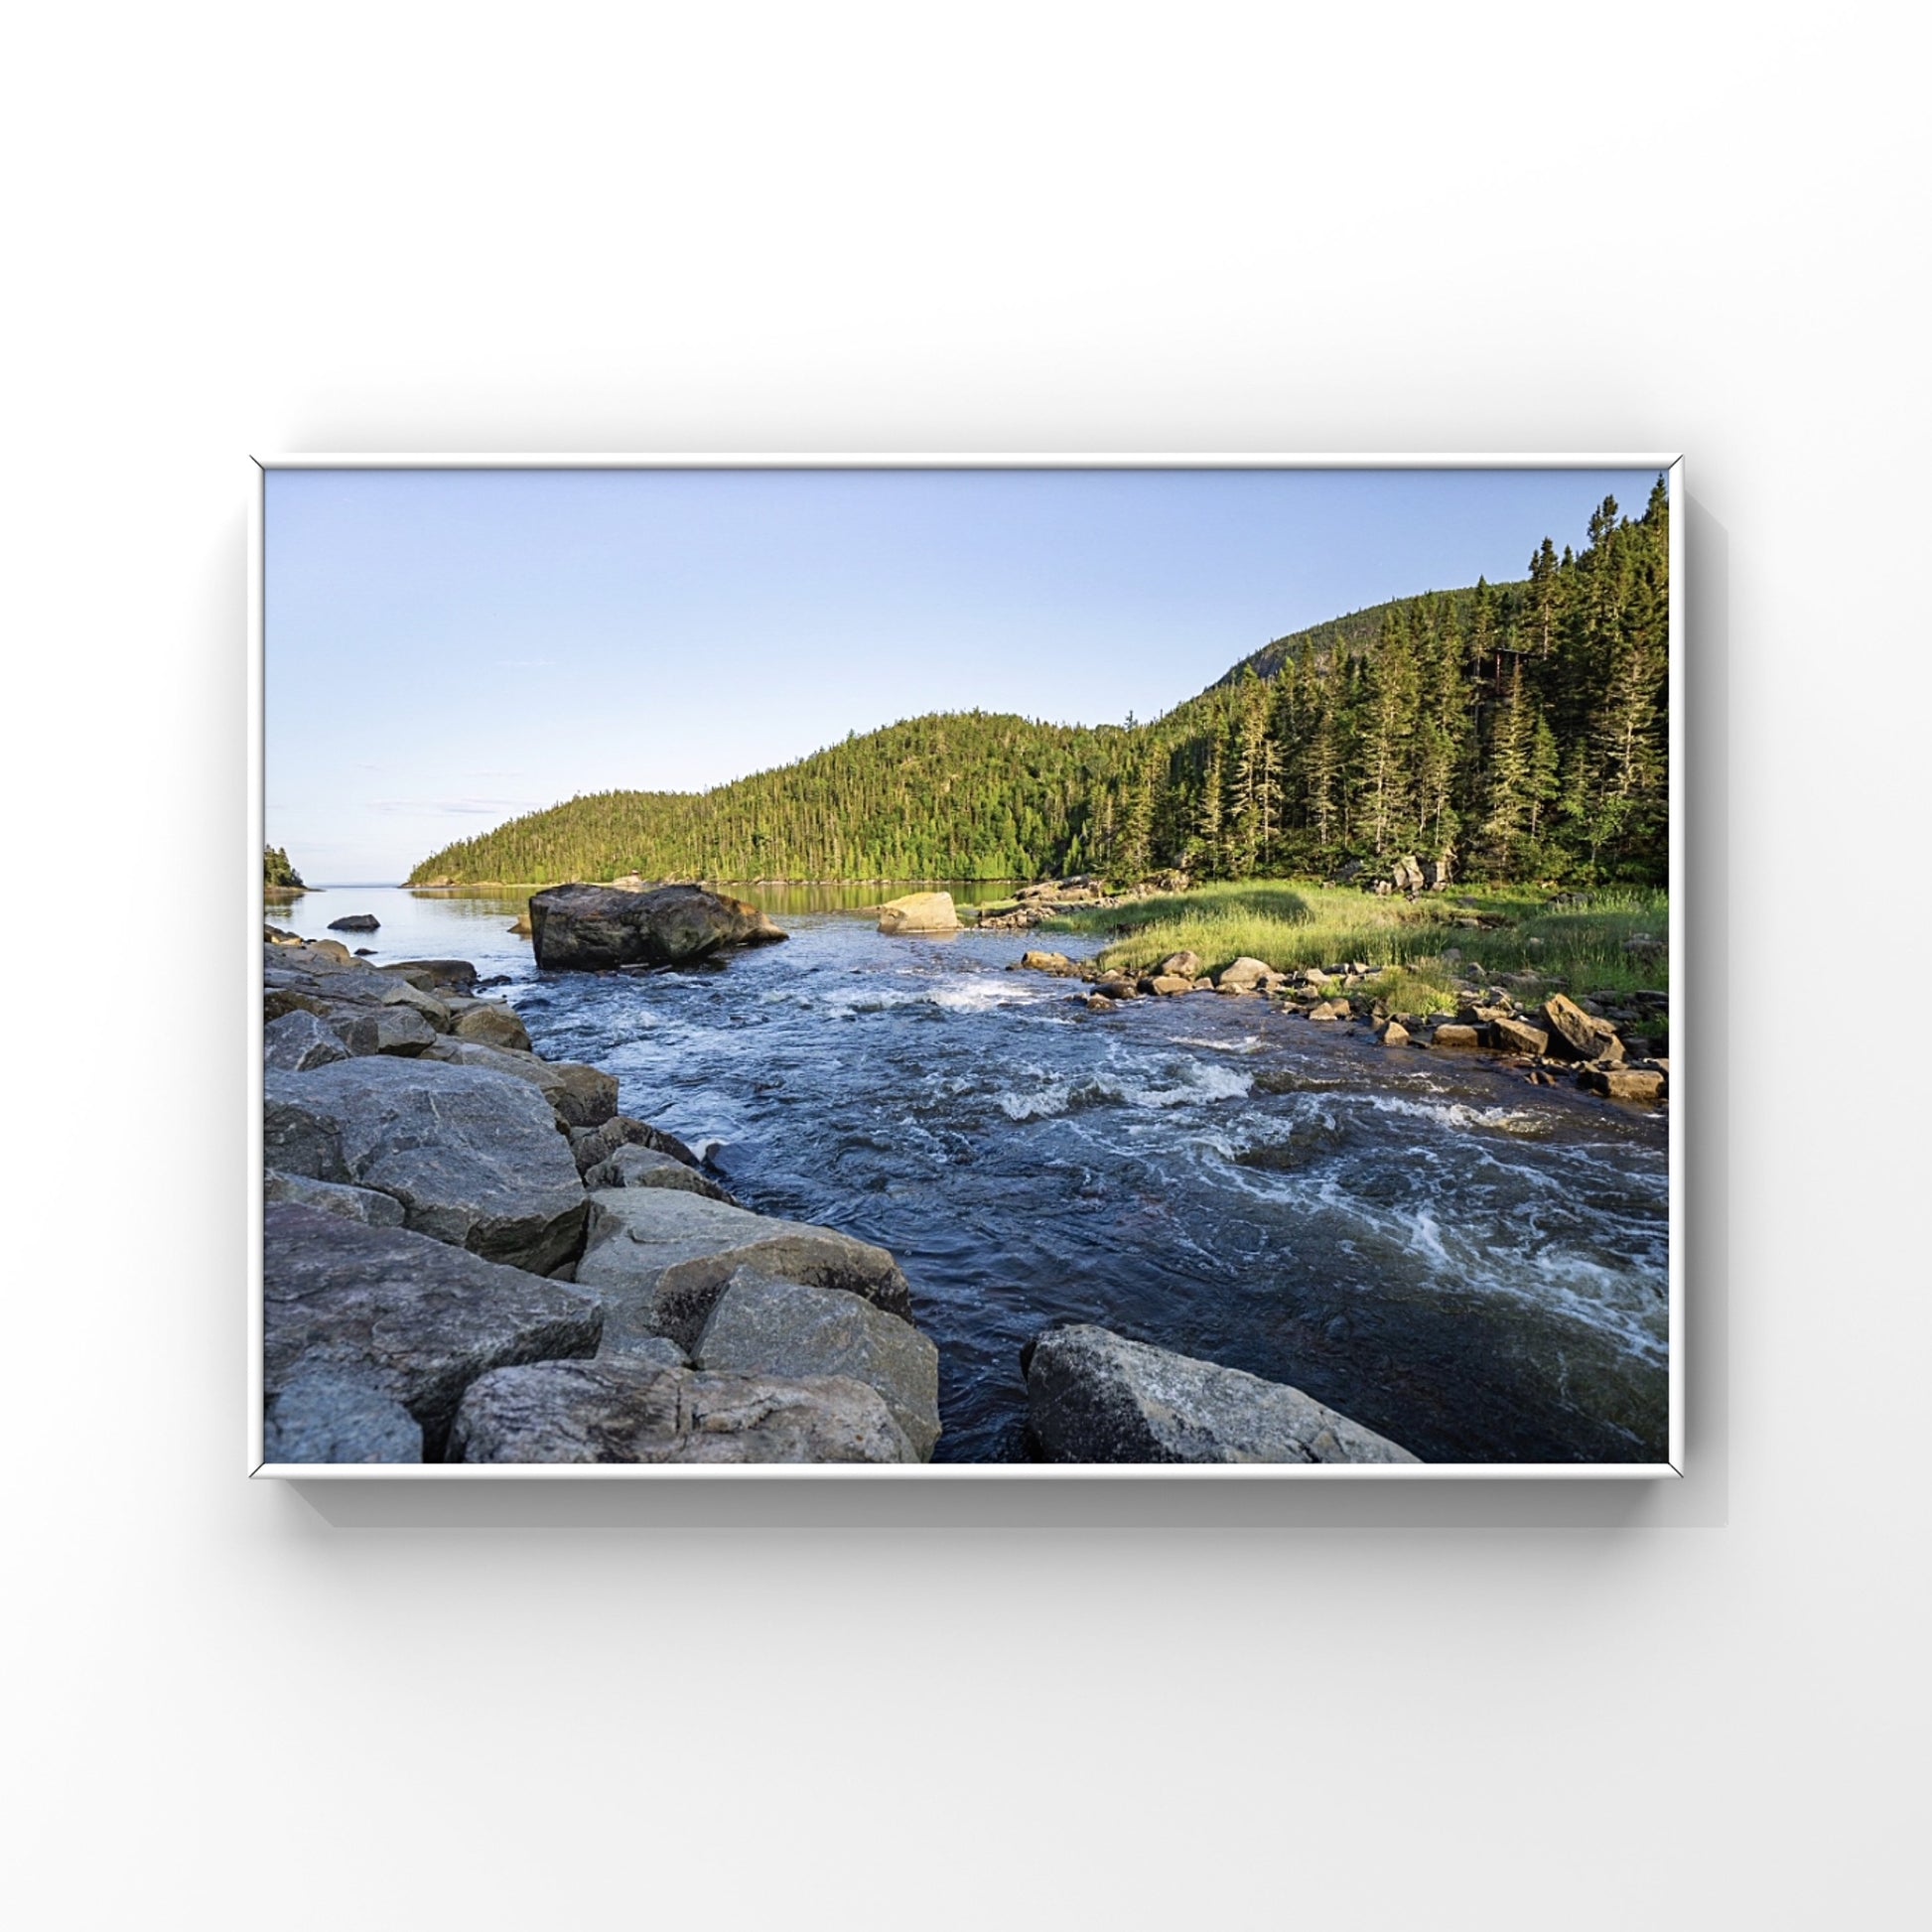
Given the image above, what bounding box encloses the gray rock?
[694,1268,940,1458]
[372,980,452,1030]
[576,1187,912,1354]
[447,1358,917,1463]
[264,1009,351,1072]
[379,959,480,996]
[328,1002,439,1057]
[263,1169,406,1227]
[583,1144,739,1203]
[1430,1023,1481,1048]
[263,1203,604,1458]
[1542,992,1601,1060]
[568,1114,701,1177]
[263,1369,424,1463]
[449,1003,532,1051]
[530,882,787,971]
[328,914,381,932]
[265,1058,588,1273]
[1025,1324,1418,1464]
[420,1037,617,1128]
[1018,949,1075,974]
[1156,950,1203,979]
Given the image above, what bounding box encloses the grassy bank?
[1043,880,1670,1017]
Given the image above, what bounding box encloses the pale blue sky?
[266,466,1660,882]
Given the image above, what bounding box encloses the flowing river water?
[277,884,1671,1463]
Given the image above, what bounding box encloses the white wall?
[7,5,1922,1926]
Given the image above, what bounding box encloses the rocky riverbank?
[1013,948,1670,1105]
[261,886,1428,1465]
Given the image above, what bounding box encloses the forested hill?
[408,478,1669,889]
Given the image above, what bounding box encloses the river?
[276,883,1671,1463]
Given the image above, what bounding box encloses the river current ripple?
[288,888,1671,1463]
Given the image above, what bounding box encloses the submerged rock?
[1024,1324,1418,1464]
[448,1358,917,1464]
[529,882,787,971]
[693,1268,941,1458]
[265,1057,589,1273]
[879,891,961,935]
[576,1187,913,1353]
[262,1203,604,1459]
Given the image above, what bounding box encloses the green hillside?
[409,479,1669,890]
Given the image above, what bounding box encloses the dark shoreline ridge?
[260,887,1421,1465]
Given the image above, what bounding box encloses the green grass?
[1044,878,1670,1018]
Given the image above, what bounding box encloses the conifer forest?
[409,483,1669,891]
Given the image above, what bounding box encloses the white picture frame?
[250,453,1685,1479]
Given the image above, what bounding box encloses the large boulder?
[693,1269,941,1458]
[583,1144,739,1203]
[264,1009,350,1072]
[264,1057,589,1273]
[1025,1324,1418,1464]
[879,891,960,935]
[420,1036,617,1128]
[575,1187,913,1354]
[327,913,381,932]
[1542,993,1602,1060]
[447,1358,917,1464]
[529,883,787,971]
[1157,950,1203,979]
[262,1203,604,1460]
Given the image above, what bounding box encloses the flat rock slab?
[262,1203,605,1460]
[530,883,787,971]
[448,1358,917,1463]
[576,1188,913,1353]
[264,1170,406,1228]
[421,1036,617,1128]
[1025,1323,1419,1464]
[264,1057,589,1273]
[695,1269,940,1458]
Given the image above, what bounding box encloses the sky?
[265,465,1663,882]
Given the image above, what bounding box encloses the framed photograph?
[251,455,1683,1477]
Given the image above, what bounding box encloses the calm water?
[279,884,1671,1462]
